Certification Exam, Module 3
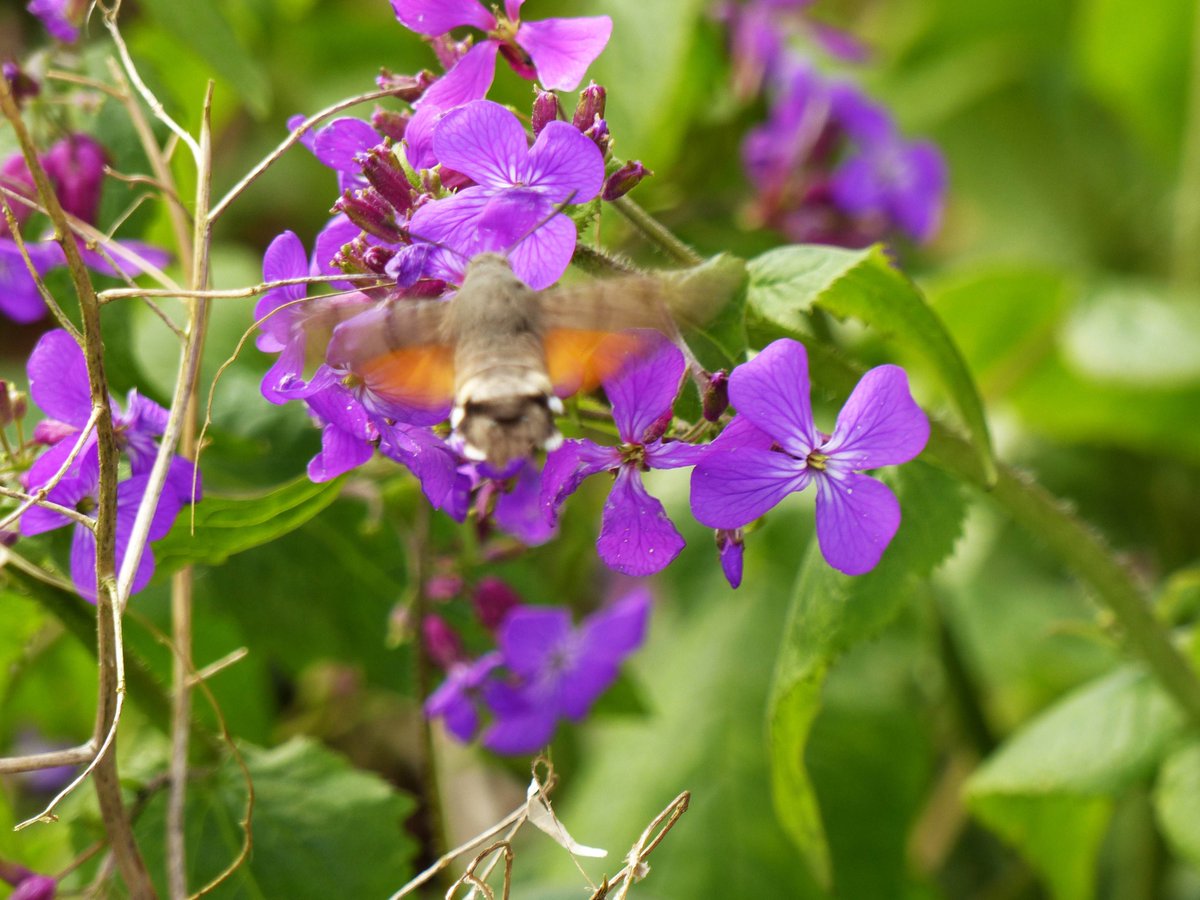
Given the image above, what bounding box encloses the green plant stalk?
[611,196,702,267]
[924,421,1200,725]
[1171,2,1200,287]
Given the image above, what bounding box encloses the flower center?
[76,495,96,516]
[619,442,647,470]
[490,11,519,43]
[806,450,829,471]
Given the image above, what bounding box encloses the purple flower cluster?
[0,135,169,323]
[426,585,650,754]
[17,330,200,602]
[722,1,946,248]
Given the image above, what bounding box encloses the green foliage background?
[2,0,1200,897]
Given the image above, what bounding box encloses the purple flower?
[41,134,107,224]
[300,368,379,483]
[690,339,929,575]
[289,116,381,193]
[492,459,556,546]
[541,334,706,577]
[408,99,604,290]
[425,651,502,742]
[22,330,198,502]
[480,588,651,753]
[0,241,63,323]
[26,0,80,43]
[254,229,373,404]
[19,461,184,602]
[823,84,947,241]
[378,420,471,520]
[392,0,612,107]
[11,875,56,900]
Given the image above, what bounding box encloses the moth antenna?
[500,190,579,259]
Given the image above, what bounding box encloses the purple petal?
[481,694,557,753]
[27,0,79,42]
[402,105,441,170]
[28,329,92,428]
[689,447,809,529]
[69,524,100,603]
[490,194,575,289]
[165,455,203,505]
[379,422,468,515]
[539,439,616,523]
[504,0,525,19]
[19,470,92,536]
[515,17,613,91]
[260,338,310,405]
[308,423,375,482]
[391,0,494,35]
[521,120,605,203]
[406,187,493,281]
[556,658,619,721]
[312,118,380,174]
[0,241,64,323]
[830,81,895,145]
[645,439,709,469]
[499,606,573,679]
[80,241,170,278]
[823,365,929,470]
[596,467,684,577]
[728,339,818,456]
[494,461,557,545]
[426,681,481,742]
[262,230,310,288]
[312,214,361,290]
[814,471,900,575]
[580,588,651,659]
[709,414,775,451]
[118,474,183,542]
[432,100,530,188]
[604,334,683,443]
[418,41,500,111]
[23,433,97,495]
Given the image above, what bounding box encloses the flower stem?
[1171,3,1200,288]
[925,421,1200,726]
[611,197,702,267]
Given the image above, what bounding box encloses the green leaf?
[967,667,1187,899]
[153,476,343,577]
[1155,739,1200,868]
[747,244,997,484]
[137,0,272,117]
[135,737,416,896]
[767,462,965,887]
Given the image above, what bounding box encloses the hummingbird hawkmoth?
[326,251,696,469]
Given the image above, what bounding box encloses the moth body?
[447,254,563,467]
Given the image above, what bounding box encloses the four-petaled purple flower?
[392,0,612,108]
[541,334,706,577]
[480,587,650,753]
[407,99,604,290]
[690,339,929,575]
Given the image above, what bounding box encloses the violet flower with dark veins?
[541,334,706,577]
[480,587,651,754]
[407,99,604,290]
[690,339,928,575]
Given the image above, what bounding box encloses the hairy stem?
[611,196,702,267]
